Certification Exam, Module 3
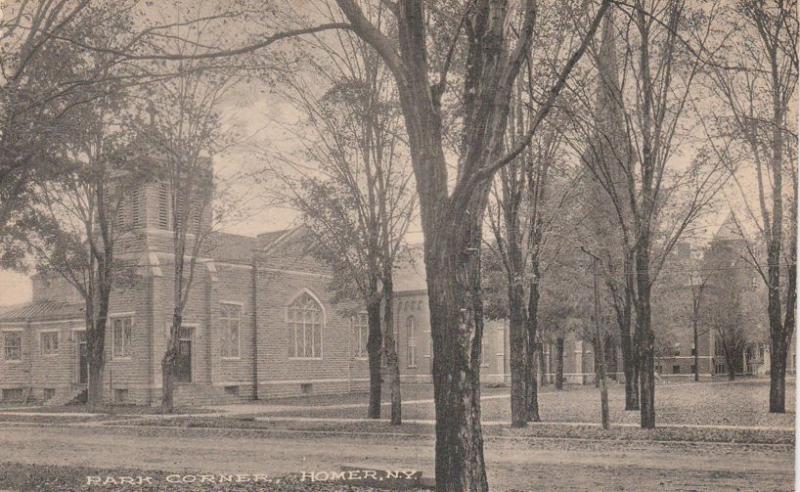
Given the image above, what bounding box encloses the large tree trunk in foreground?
[427,220,488,491]
[366,298,383,419]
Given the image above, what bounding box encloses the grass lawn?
[127,414,794,445]
[265,379,795,428]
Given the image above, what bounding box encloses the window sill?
[288,357,323,361]
[2,359,22,364]
[112,356,133,361]
[221,356,242,361]
[41,353,59,357]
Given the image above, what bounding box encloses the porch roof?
[0,301,84,323]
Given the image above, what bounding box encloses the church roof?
[0,300,84,323]
[715,212,745,242]
[202,231,260,263]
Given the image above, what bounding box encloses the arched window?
[406,315,417,368]
[287,291,324,358]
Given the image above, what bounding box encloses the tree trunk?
[525,266,541,422]
[87,354,104,408]
[161,351,176,413]
[767,242,790,412]
[161,312,182,414]
[527,342,541,422]
[619,312,639,410]
[597,337,610,430]
[85,301,108,408]
[427,230,488,492]
[769,320,787,412]
[693,316,700,382]
[508,284,527,427]
[382,276,401,425]
[635,281,656,429]
[366,298,383,419]
[555,337,565,390]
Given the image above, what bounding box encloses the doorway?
[175,326,193,383]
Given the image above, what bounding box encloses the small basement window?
[114,388,128,404]
[2,388,24,401]
[672,365,680,374]
[300,383,313,395]
[43,388,56,401]
[224,385,240,396]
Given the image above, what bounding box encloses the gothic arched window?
[287,291,324,358]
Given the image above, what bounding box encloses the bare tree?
[138,54,238,413]
[27,106,148,408]
[487,107,578,424]
[268,18,415,423]
[562,2,727,428]
[703,0,797,412]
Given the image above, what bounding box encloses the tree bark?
[555,337,565,390]
[769,336,786,412]
[508,279,527,427]
[366,297,383,419]
[525,262,541,422]
[85,288,110,408]
[382,276,401,425]
[161,311,182,413]
[693,316,700,382]
[635,260,656,428]
[427,230,488,492]
[527,342,541,421]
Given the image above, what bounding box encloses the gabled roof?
[0,301,84,323]
[202,231,259,263]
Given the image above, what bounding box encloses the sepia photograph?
[0,0,796,490]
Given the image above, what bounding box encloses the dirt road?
[0,424,793,491]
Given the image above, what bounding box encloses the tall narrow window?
[112,317,133,358]
[3,332,21,361]
[131,187,141,228]
[406,316,417,368]
[40,331,59,356]
[174,192,185,231]
[220,303,241,358]
[115,193,126,229]
[158,183,169,229]
[352,312,368,358]
[288,292,323,358]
